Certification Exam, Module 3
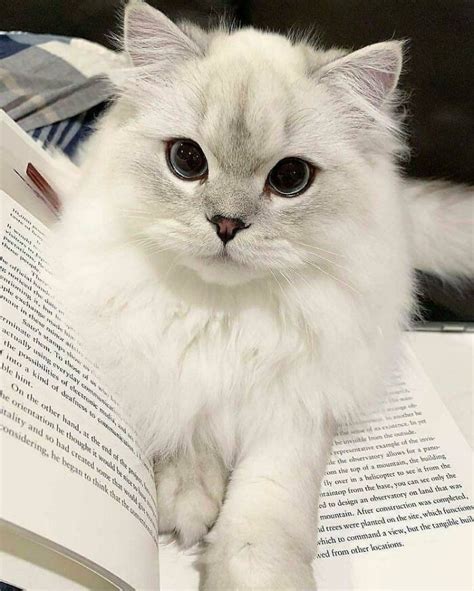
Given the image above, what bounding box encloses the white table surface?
[159,331,474,590]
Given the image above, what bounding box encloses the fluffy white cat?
[50,1,473,588]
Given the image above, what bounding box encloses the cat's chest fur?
[87,274,310,456]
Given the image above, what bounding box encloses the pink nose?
[209,215,249,244]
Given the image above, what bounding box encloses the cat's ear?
[317,41,404,109]
[179,21,211,53]
[123,0,204,68]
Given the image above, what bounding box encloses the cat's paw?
[198,524,316,591]
[200,555,316,590]
[155,451,227,548]
[199,531,316,590]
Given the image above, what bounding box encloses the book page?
[315,344,473,590]
[0,189,160,590]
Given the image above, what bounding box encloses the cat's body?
[51,2,472,588]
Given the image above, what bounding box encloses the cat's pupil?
[168,139,208,180]
[268,158,312,197]
[176,143,203,173]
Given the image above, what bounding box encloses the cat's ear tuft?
[123,0,203,68]
[318,41,404,108]
[178,21,211,53]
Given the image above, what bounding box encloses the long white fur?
[49,2,473,589]
[402,178,474,278]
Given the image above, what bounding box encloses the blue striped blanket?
[0,33,124,157]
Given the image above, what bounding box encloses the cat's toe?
[172,485,220,547]
[155,453,226,548]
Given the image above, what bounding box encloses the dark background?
[3,0,473,321]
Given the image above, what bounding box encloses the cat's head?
[108,0,405,287]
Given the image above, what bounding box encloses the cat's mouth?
[197,247,252,273]
[206,249,237,264]
[182,245,265,286]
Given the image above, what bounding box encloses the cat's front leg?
[155,446,228,548]
[200,420,334,590]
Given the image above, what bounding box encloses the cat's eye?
[167,139,208,180]
[267,158,314,197]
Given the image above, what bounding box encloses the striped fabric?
[0,32,124,157]
[29,102,106,157]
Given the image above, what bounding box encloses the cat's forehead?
[196,68,293,176]
[195,34,309,176]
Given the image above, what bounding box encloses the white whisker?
[300,250,352,273]
[276,269,316,348]
[302,259,361,296]
[292,240,346,259]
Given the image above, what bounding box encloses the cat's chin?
[183,255,266,287]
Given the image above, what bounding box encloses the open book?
[1,111,473,590]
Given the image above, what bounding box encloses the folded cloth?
[0,32,125,156]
